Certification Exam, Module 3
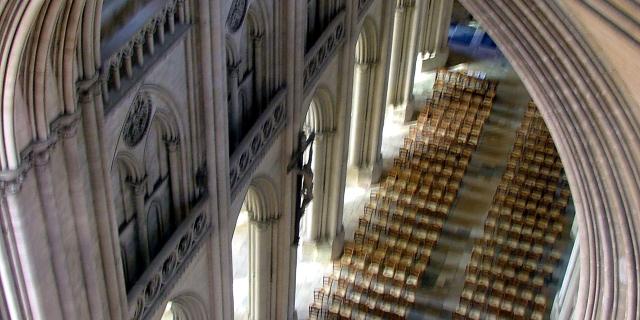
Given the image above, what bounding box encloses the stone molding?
[127,198,211,320]
[460,1,640,318]
[303,10,346,94]
[0,111,82,194]
[229,88,287,198]
[100,0,191,112]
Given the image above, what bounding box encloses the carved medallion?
[226,0,248,33]
[123,93,152,147]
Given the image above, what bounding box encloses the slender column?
[55,114,110,320]
[420,0,453,71]
[249,217,275,320]
[133,34,145,67]
[166,138,184,223]
[253,35,265,110]
[145,24,156,55]
[122,46,134,79]
[228,64,242,147]
[386,0,416,107]
[157,17,166,45]
[348,62,374,168]
[130,179,150,266]
[253,34,266,112]
[110,57,122,90]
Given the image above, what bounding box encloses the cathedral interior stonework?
[0,1,639,320]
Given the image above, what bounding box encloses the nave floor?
[295,55,529,319]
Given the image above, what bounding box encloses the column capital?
[51,111,82,140]
[165,136,181,151]
[128,176,148,195]
[23,136,58,168]
[0,164,29,195]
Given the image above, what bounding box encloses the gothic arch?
[244,176,279,222]
[355,17,379,65]
[349,16,384,169]
[459,1,640,319]
[304,87,335,134]
[301,87,337,243]
[140,85,184,141]
[161,293,208,320]
[115,151,145,182]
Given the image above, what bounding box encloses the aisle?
[408,58,531,319]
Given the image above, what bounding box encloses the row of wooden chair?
[454,102,571,320]
[310,70,499,319]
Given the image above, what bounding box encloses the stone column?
[248,217,276,320]
[166,137,184,223]
[54,113,110,320]
[228,64,242,148]
[348,62,375,168]
[253,34,265,110]
[419,0,453,71]
[130,179,151,266]
[386,0,416,108]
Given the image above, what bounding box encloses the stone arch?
[115,151,145,182]
[300,87,338,243]
[355,17,379,65]
[244,176,279,222]
[304,87,335,134]
[458,1,640,319]
[349,16,385,169]
[160,293,208,320]
[140,84,184,141]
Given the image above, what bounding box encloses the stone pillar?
[130,179,151,266]
[227,64,242,147]
[54,113,110,320]
[348,62,375,168]
[166,137,184,223]
[253,34,266,110]
[386,0,417,108]
[419,0,453,72]
[248,217,276,320]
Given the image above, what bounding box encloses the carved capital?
[51,111,82,140]
[165,137,180,152]
[0,164,30,195]
[128,176,148,195]
[77,74,101,102]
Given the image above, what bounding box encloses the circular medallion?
[123,93,152,147]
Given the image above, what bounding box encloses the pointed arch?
[115,151,145,182]
[305,87,335,134]
[355,17,379,65]
[243,176,279,222]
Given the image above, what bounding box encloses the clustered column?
[419,0,453,71]
[348,61,376,168]
[386,0,417,109]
